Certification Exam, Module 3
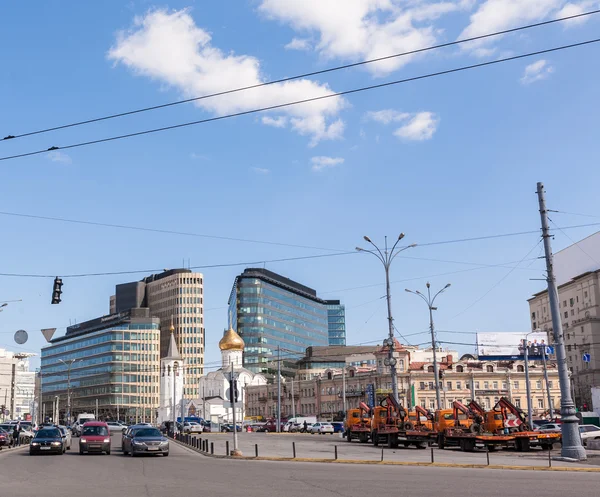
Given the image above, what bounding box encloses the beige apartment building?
[528,269,600,409]
[246,344,561,420]
[113,269,205,400]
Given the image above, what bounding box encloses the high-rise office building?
[113,269,204,399]
[325,300,346,346]
[228,268,331,377]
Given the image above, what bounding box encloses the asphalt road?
[2,434,599,497]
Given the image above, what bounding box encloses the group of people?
[518,338,548,357]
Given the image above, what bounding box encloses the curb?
[171,439,600,472]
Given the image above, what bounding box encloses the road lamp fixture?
[58,359,80,427]
[405,283,451,410]
[356,234,417,404]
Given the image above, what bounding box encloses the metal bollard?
[210,442,214,455]
[548,448,552,468]
[226,441,229,455]
[430,447,434,463]
[381,448,384,462]
[486,447,490,466]
[255,444,259,457]
[292,442,296,458]
[334,445,338,460]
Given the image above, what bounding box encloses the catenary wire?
[549,217,600,267]
[3,9,598,143]
[2,38,599,162]
[0,210,345,253]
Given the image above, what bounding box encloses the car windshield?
[82,426,109,436]
[135,428,162,438]
[36,429,60,438]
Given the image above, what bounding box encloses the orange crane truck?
[371,396,431,449]
[345,402,372,443]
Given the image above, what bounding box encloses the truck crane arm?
[494,397,531,431]
[415,405,433,421]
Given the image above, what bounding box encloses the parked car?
[535,423,562,433]
[79,422,111,455]
[221,424,242,432]
[182,421,203,434]
[0,423,34,444]
[0,427,13,448]
[311,422,334,435]
[106,421,127,433]
[579,424,600,445]
[57,425,72,450]
[126,427,169,457]
[30,427,65,455]
[331,422,345,434]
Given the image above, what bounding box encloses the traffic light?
[51,277,63,304]
[438,369,444,380]
[229,379,239,403]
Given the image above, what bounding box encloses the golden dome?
[219,327,245,351]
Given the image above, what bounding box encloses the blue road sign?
[545,346,555,355]
[366,384,375,409]
[583,353,591,363]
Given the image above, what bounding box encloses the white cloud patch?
[108,9,346,146]
[366,109,439,141]
[190,152,209,160]
[285,37,312,50]
[251,167,270,174]
[393,112,439,141]
[556,2,600,26]
[259,0,473,76]
[520,59,554,84]
[262,116,288,128]
[47,151,72,164]
[311,156,344,172]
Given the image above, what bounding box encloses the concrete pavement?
[1,434,599,496]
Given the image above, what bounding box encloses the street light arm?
[365,238,387,264]
[405,289,430,306]
[356,246,385,265]
[389,243,417,264]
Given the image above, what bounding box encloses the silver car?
[57,425,72,450]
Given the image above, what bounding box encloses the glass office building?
[228,268,330,377]
[40,308,160,424]
[325,300,346,346]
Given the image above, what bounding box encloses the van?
[73,414,96,436]
[285,416,317,432]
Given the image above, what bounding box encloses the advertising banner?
[476,332,549,360]
[366,384,375,409]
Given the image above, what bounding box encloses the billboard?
[476,332,549,361]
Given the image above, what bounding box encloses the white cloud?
[556,2,600,26]
[364,109,410,124]
[520,59,554,84]
[108,9,346,145]
[251,167,270,174]
[285,37,312,50]
[190,152,209,160]
[393,112,439,141]
[259,0,473,76]
[262,116,288,128]
[47,151,72,164]
[311,156,344,172]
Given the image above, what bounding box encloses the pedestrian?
[303,420,308,433]
[13,424,20,447]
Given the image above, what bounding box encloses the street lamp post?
[58,359,80,427]
[405,283,451,410]
[356,234,417,404]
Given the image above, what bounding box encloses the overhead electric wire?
[0,210,344,252]
[548,209,600,219]
[3,8,598,143]
[549,217,600,267]
[2,38,600,162]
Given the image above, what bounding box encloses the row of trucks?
[345,396,561,452]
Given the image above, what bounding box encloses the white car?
[578,424,600,445]
[311,422,334,435]
[183,422,203,434]
[106,421,127,433]
[57,425,72,450]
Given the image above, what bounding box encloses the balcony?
[258,396,268,402]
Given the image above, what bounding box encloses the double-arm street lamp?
[405,283,451,410]
[58,359,80,427]
[356,234,417,404]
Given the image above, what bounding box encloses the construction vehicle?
[345,402,372,443]
[409,405,434,432]
[435,401,514,452]
[371,396,431,449]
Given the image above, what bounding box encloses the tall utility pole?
[202,385,206,422]
[524,343,533,426]
[542,349,554,419]
[58,359,79,427]
[277,346,281,433]
[230,361,239,454]
[291,378,296,419]
[537,182,586,460]
[405,283,451,410]
[357,234,416,403]
[342,367,346,416]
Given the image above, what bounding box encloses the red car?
[79,422,111,455]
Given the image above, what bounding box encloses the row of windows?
[239,306,329,333]
[239,297,328,327]
[240,326,328,348]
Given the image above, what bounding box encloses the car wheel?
[106,449,111,455]
[163,451,169,457]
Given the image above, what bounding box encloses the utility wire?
[548,209,600,219]
[549,217,600,267]
[0,210,344,252]
[3,9,598,143]
[2,38,599,162]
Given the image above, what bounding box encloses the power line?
[0,211,344,253]
[3,9,598,143]
[0,250,357,278]
[548,210,600,219]
[2,38,599,162]
[549,217,600,267]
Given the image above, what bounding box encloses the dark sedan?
[0,427,13,448]
[128,427,169,457]
[30,428,64,455]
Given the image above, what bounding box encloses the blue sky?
[1,0,600,371]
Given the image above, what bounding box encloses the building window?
[485,398,490,409]
[531,312,536,319]
[567,345,572,351]
[475,381,480,389]
[421,400,426,408]
[456,365,464,373]
[429,400,435,410]
[513,381,519,389]
[564,312,568,319]
[484,381,489,389]
[456,381,462,390]
[517,365,524,372]
[563,300,567,307]
[533,322,537,329]
[428,382,434,390]
[570,298,574,307]
[486,365,494,373]
[571,310,575,316]
[536,380,542,389]
[548,381,553,388]
[584,291,588,298]
[515,398,521,408]
[427,366,434,373]
[446,381,452,391]
[538,399,544,409]
[493,381,498,389]
[420,382,426,390]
